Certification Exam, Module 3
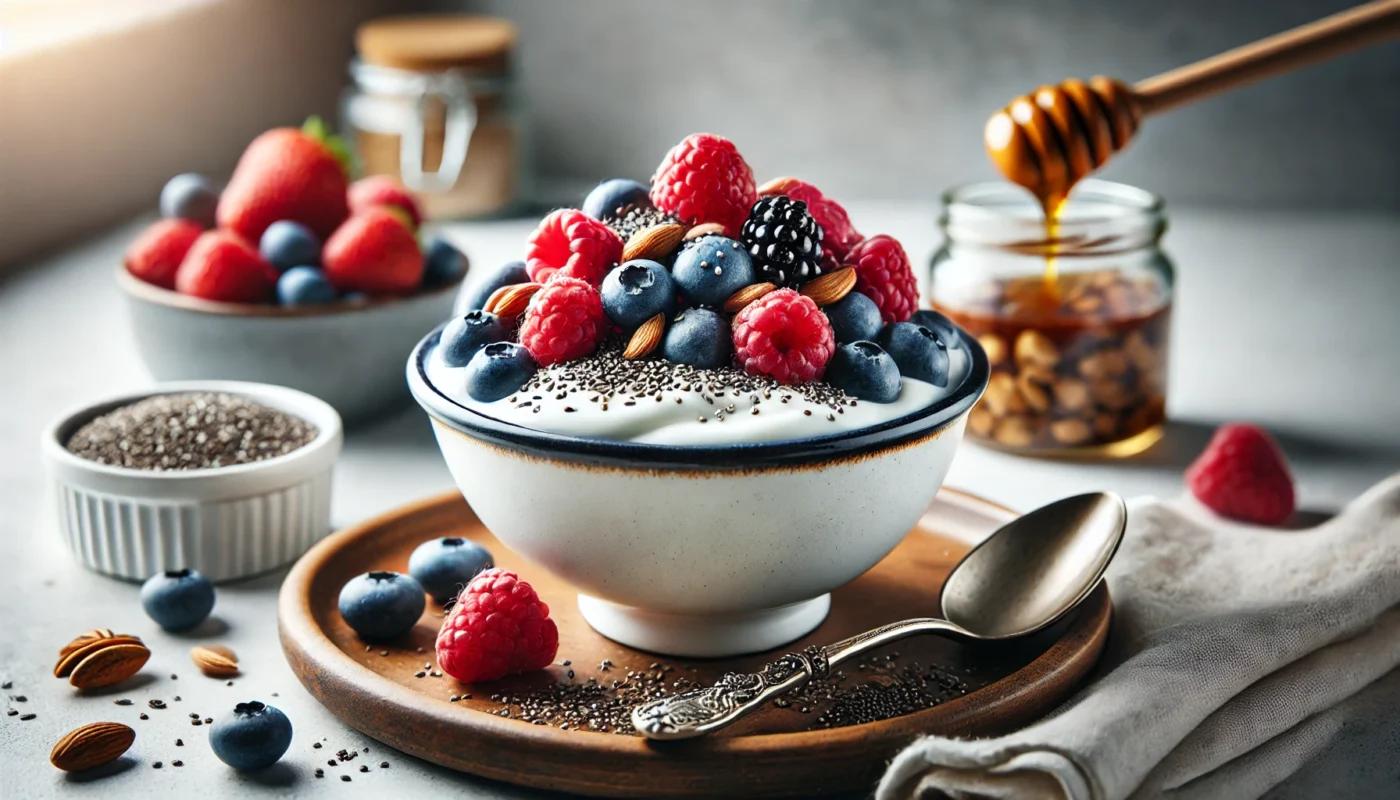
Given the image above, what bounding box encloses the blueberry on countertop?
[408,537,494,604]
[209,701,293,772]
[439,311,508,367]
[464,342,538,402]
[337,571,425,641]
[276,266,336,306]
[823,290,883,344]
[460,260,530,312]
[582,178,651,220]
[908,309,959,344]
[140,569,215,632]
[878,322,950,387]
[671,236,755,308]
[422,237,469,287]
[663,308,732,370]
[825,341,901,403]
[160,174,219,229]
[259,221,321,272]
[601,260,676,329]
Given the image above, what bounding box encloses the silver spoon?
[631,491,1127,740]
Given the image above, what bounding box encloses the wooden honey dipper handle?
[1135,0,1400,115]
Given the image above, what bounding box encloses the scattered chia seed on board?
[66,392,317,470]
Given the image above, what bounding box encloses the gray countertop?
[2,204,1398,798]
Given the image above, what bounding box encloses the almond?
[757,176,802,196]
[69,643,151,690]
[622,223,684,262]
[191,644,240,678]
[722,282,777,314]
[484,282,543,321]
[58,629,116,660]
[799,267,856,307]
[50,722,135,772]
[623,314,666,360]
[54,636,144,679]
[682,222,726,242]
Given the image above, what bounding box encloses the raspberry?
[759,177,864,263]
[435,569,558,683]
[650,133,757,238]
[518,276,608,366]
[844,235,918,325]
[525,209,622,286]
[732,288,835,384]
[1185,424,1296,526]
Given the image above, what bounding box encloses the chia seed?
[65,392,318,471]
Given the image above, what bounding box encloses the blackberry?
[740,197,824,288]
[605,206,680,242]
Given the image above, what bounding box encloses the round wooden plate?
[279,489,1111,798]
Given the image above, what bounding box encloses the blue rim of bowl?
[406,322,990,470]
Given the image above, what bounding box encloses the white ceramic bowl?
[118,268,461,426]
[42,380,343,582]
[409,329,990,657]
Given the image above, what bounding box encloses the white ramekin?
[41,381,343,582]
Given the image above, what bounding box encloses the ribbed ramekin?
[41,381,343,582]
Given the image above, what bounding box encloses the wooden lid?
[356,15,516,73]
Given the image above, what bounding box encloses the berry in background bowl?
[119,118,467,424]
[408,133,990,657]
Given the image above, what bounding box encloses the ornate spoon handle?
[631,617,965,740]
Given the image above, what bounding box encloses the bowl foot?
[576,594,831,658]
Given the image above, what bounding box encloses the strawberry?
[1185,423,1296,526]
[175,231,277,303]
[125,219,203,290]
[348,176,423,228]
[323,209,423,295]
[217,117,351,244]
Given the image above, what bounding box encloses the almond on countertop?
[191,644,240,678]
[51,722,136,772]
[55,634,145,679]
[68,643,151,690]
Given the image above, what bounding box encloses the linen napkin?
[879,473,1400,800]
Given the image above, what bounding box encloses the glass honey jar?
[928,180,1173,456]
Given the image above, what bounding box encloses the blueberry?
[878,322,951,387]
[461,260,530,312]
[159,174,219,228]
[908,309,960,344]
[439,311,508,367]
[209,701,293,772]
[582,179,651,220]
[671,236,755,308]
[407,537,494,604]
[464,342,538,402]
[140,569,215,632]
[422,237,469,287]
[276,266,336,306]
[823,291,883,344]
[826,341,902,403]
[601,260,676,329]
[259,221,321,272]
[662,308,732,369]
[337,571,425,641]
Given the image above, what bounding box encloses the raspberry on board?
[518,276,608,366]
[1185,423,1296,526]
[844,235,918,325]
[525,209,623,287]
[732,288,836,384]
[650,133,757,238]
[435,568,559,683]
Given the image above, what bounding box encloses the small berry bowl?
[41,380,343,582]
[118,268,460,425]
[408,328,990,657]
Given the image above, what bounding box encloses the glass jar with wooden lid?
[342,14,526,219]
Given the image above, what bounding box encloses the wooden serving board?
[279,490,1111,798]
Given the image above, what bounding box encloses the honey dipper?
[985,0,1400,210]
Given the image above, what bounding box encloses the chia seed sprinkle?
[19,713,35,721]
[65,392,317,471]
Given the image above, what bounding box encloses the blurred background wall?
[432,0,1400,210]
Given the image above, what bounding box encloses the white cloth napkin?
[879,474,1400,800]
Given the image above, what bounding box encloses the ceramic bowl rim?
[115,265,464,319]
[406,322,990,469]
